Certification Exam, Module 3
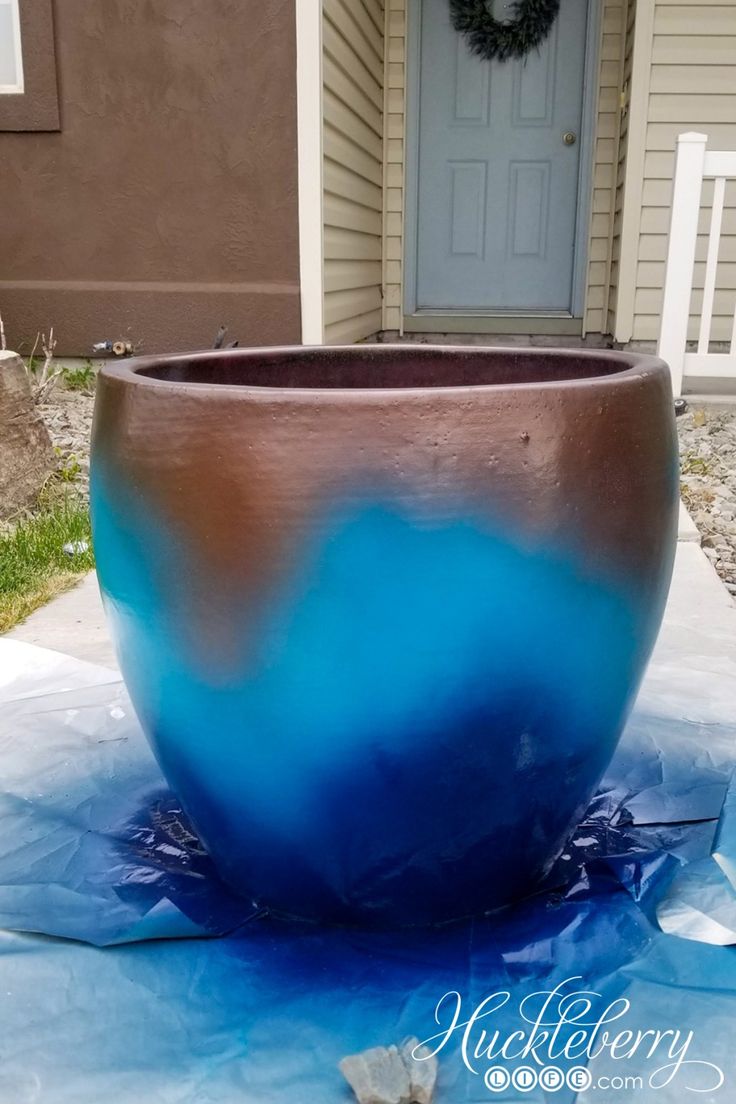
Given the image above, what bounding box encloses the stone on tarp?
[339,1046,411,1104]
[400,1038,438,1104]
[0,351,55,519]
[339,1038,438,1104]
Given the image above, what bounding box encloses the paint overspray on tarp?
[0,639,735,1103]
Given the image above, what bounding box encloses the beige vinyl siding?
[585,0,628,334]
[620,1,736,344]
[323,0,385,343]
[606,0,637,334]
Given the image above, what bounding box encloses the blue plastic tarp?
[0,638,735,1102]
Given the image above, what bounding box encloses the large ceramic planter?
[91,345,678,926]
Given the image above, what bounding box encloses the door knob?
[563,131,577,146]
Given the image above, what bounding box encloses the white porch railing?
[658,132,736,397]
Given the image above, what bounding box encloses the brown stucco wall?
[0,0,301,354]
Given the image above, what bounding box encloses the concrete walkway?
[4,501,732,672]
[7,572,118,669]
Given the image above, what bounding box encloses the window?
[0,0,59,130]
[0,0,24,93]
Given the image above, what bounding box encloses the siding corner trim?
[614,0,656,344]
[296,0,325,344]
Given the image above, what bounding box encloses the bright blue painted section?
[91,463,648,924]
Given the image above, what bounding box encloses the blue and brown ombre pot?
[91,345,678,926]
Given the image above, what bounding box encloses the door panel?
[415,0,589,312]
[449,161,488,255]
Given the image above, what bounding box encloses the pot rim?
[99,343,670,398]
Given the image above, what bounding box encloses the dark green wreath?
[449,0,561,62]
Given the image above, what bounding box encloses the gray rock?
[339,1046,412,1104]
[400,1037,438,1104]
[339,1039,438,1104]
[38,378,96,500]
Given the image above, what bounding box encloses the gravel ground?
[678,407,736,597]
[35,382,736,598]
[39,384,95,499]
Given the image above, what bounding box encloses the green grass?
[0,498,95,632]
[61,361,97,392]
[681,451,712,476]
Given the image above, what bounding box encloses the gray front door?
[414,0,589,313]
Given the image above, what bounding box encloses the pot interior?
[135,346,637,390]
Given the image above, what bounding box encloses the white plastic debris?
[62,540,89,557]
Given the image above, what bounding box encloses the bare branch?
[24,327,63,402]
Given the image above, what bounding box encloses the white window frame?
[0,0,24,95]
